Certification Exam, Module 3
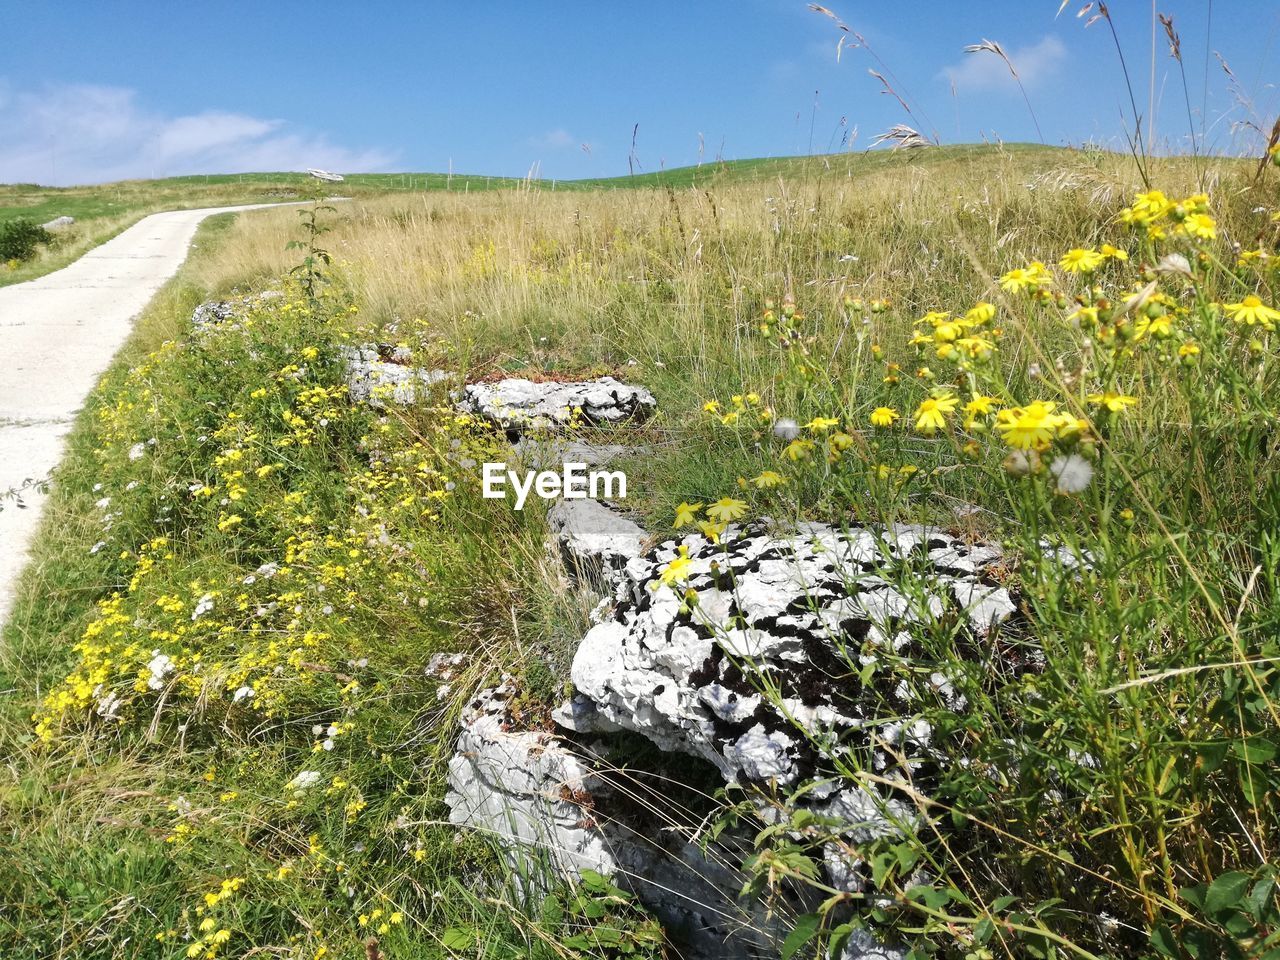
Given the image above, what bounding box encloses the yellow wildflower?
[870,407,900,428]
[964,395,1000,417]
[783,438,815,461]
[913,391,958,436]
[1068,305,1100,327]
[955,335,996,359]
[805,417,840,433]
[1181,213,1216,241]
[1060,248,1104,273]
[999,266,1039,293]
[696,519,727,543]
[1223,295,1280,328]
[673,502,703,529]
[750,471,787,489]
[966,302,996,324]
[706,497,748,523]
[1087,392,1138,413]
[996,401,1061,450]
[658,546,692,586]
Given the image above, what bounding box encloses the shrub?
[0,217,53,262]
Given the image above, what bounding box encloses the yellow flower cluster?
[692,187,1277,527]
[1118,189,1216,242]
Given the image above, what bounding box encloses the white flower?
[146,652,174,691]
[191,593,215,621]
[243,562,278,585]
[773,418,800,441]
[287,770,323,792]
[127,442,147,461]
[96,691,123,719]
[1049,454,1094,494]
[89,541,107,555]
[94,497,111,510]
[232,685,255,703]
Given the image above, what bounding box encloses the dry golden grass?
[195,147,1246,413]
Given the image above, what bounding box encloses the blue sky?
[2,1,1278,185]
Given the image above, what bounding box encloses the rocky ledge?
[567,522,1019,850]
[445,517,1029,957]
[546,499,648,589]
[445,676,819,959]
[339,344,450,407]
[458,377,656,434]
[190,292,283,331]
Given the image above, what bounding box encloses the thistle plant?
[287,185,336,308]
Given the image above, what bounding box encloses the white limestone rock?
[568,520,1022,855]
[459,377,656,434]
[445,677,615,881]
[190,291,283,331]
[191,299,239,330]
[547,499,648,587]
[340,344,450,407]
[512,435,638,469]
[445,680,828,959]
[42,216,75,229]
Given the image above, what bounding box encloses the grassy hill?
[3,144,1279,959]
[0,144,1126,287]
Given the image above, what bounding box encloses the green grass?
[0,145,1066,287]
[2,145,1279,959]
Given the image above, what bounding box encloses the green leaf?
[905,884,952,909]
[781,912,821,960]
[1179,883,1207,910]
[1245,877,1275,922]
[1231,736,1278,764]
[974,918,995,945]
[827,922,855,958]
[441,927,475,951]
[1205,871,1251,915]
[579,869,609,892]
[870,851,896,887]
[894,842,921,871]
[1240,772,1264,807]
[1149,923,1178,957]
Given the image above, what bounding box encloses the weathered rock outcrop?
[445,679,816,959]
[190,292,283,331]
[459,377,656,434]
[339,344,450,407]
[567,521,1017,887]
[191,299,240,330]
[546,499,648,588]
[446,676,616,878]
[512,435,639,469]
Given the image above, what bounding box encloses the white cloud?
[940,35,1067,94]
[0,81,396,185]
[531,128,579,150]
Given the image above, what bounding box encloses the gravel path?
[0,202,302,627]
